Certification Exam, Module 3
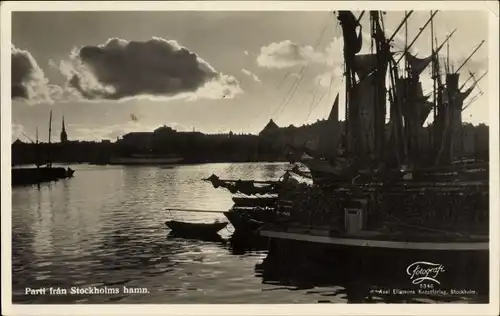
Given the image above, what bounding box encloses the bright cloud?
[241,68,261,83]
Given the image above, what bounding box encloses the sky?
[10,9,491,142]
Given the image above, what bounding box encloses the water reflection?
[255,241,489,304]
[228,232,269,256]
[167,231,226,244]
[12,163,288,303]
[12,162,486,304]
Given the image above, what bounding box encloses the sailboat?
[286,10,487,185]
[204,11,488,255]
[257,10,489,253]
[12,110,75,186]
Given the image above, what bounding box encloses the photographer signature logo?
[406,261,446,284]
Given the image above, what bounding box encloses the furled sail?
[318,93,340,158]
[446,73,460,97]
[394,78,409,115]
[351,74,376,155]
[394,78,432,127]
[406,52,433,78]
[337,11,363,57]
[459,84,476,102]
[415,81,426,100]
[443,73,463,159]
[393,77,431,160]
[352,54,378,78]
[419,99,434,126]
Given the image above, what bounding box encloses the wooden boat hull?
[164,220,227,236]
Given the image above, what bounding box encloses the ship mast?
[461,71,487,110]
[446,32,451,73]
[398,11,438,167]
[460,70,476,90]
[428,19,457,157]
[430,11,438,154]
[455,40,485,74]
[48,110,52,144]
[396,10,438,65]
[431,11,437,127]
[403,10,410,164]
[388,11,413,43]
[386,11,413,167]
[404,10,409,77]
[357,11,365,23]
[463,91,485,110]
[459,70,486,91]
[48,110,52,168]
[36,127,39,169]
[435,38,485,163]
[337,11,364,157]
[370,10,390,162]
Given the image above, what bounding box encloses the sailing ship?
[257,10,489,253]
[12,110,75,186]
[206,10,488,258]
[291,11,487,184]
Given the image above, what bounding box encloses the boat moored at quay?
[12,110,76,187]
[205,9,489,268]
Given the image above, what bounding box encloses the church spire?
[60,115,68,143]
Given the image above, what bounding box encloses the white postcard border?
[1,1,499,316]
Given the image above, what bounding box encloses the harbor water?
[11,163,487,304]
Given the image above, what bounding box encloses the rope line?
[272,14,332,121]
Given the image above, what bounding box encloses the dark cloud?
[11,46,64,104]
[60,37,242,100]
[11,46,50,101]
[11,48,31,98]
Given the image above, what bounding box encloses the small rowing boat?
[164,220,228,236]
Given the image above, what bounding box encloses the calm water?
[12,163,487,304]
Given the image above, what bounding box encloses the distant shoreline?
[12,159,291,168]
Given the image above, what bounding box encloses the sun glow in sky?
[9,8,491,142]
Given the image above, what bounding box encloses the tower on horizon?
[60,116,68,144]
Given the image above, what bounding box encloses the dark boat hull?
[164,220,228,236]
[232,196,278,207]
[12,167,74,186]
[224,210,265,232]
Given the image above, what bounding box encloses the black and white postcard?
[1,1,499,315]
